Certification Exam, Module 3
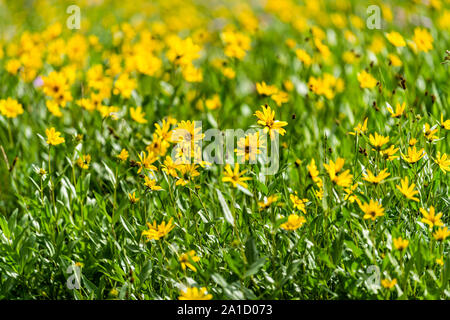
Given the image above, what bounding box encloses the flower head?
[0,98,24,118]
[290,193,308,213]
[386,31,405,47]
[142,218,174,241]
[420,206,443,229]
[369,132,389,150]
[178,287,212,300]
[130,106,147,124]
[359,199,384,221]
[258,195,278,210]
[434,152,450,173]
[381,278,397,289]
[393,237,409,251]
[128,192,140,204]
[179,250,200,272]
[76,154,91,169]
[45,127,65,145]
[357,70,377,89]
[362,168,390,184]
[143,176,162,191]
[254,105,288,140]
[323,157,353,188]
[433,227,450,241]
[387,102,406,118]
[222,163,252,189]
[117,149,129,162]
[401,146,426,164]
[348,118,368,136]
[396,177,419,202]
[280,214,306,231]
[412,27,433,52]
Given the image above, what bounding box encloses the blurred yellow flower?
[280,214,306,231]
[386,31,405,47]
[0,98,24,118]
[178,287,212,300]
[393,237,409,250]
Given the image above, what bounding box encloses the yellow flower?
[412,27,433,52]
[179,250,200,272]
[116,149,129,162]
[424,123,439,142]
[171,120,204,147]
[5,59,21,75]
[161,156,180,178]
[433,227,450,241]
[258,195,278,210]
[401,146,426,164]
[388,54,402,67]
[439,114,450,130]
[344,183,359,203]
[396,177,419,202]
[143,176,162,191]
[271,91,289,107]
[136,151,157,174]
[420,206,443,229]
[323,157,353,188]
[178,287,212,300]
[205,94,221,110]
[290,193,308,213]
[166,36,201,66]
[113,73,136,98]
[386,31,406,47]
[381,278,397,289]
[222,163,252,189]
[387,102,406,118]
[295,49,312,66]
[45,127,65,145]
[130,106,147,124]
[380,145,399,161]
[0,98,24,118]
[235,132,265,162]
[359,199,384,221]
[307,159,320,181]
[76,154,91,170]
[362,168,390,184]
[393,237,409,250]
[221,31,251,60]
[142,218,175,241]
[436,257,444,266]
[409,138,418,146]
[254,105,288,140]
[128,192,140,204]
[285,38,296,49]
[280,214,306,231]
[357,71,377,89]
[434,152,449,173]
[348,118,368,136]
[369,132,390,150]
[256,81,278,96]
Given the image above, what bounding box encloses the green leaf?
[216,189,234,226]
[244,257,267,278]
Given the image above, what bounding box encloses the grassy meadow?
[0,0,449,299]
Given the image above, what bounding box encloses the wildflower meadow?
[0,0,449,300]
